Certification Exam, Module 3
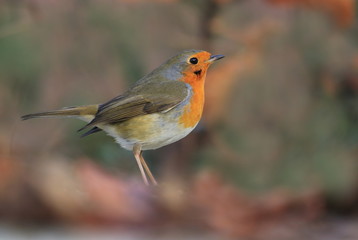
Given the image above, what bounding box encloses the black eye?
[189,57,198,65]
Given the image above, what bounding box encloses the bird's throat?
[179,73,206,128]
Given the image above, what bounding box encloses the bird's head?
[150,50,224,83]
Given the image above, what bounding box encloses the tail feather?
[21,105,99,121]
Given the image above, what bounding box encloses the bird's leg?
[133,144,149,185]
[139,151,158,186]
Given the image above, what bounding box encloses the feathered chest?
[178,73,206,128]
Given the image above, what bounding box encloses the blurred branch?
[200,0,220,51]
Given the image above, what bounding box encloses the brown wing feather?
[80,81,189,131]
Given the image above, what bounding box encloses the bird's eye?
[189,57,198,65]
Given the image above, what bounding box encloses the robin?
[21,49,224,185]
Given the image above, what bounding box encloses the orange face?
[181,51,213,81]
[179,51,215,128]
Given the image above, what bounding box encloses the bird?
[21,49,224,185]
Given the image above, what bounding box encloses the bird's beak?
[207,54,225,63]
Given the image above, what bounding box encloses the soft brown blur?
[1,0,358,239]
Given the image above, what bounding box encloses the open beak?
[207,54,225,63]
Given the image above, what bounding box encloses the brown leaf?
[191,170,325,238]
[32,158,157,225]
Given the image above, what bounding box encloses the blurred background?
[0,0,357,239]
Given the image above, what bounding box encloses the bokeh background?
[0,0,357,239]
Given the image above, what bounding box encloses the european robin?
[21,49,224,185]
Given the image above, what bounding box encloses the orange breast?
[179,73,206,128]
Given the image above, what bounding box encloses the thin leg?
[133,144,149,185]
[139,152,158,186]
